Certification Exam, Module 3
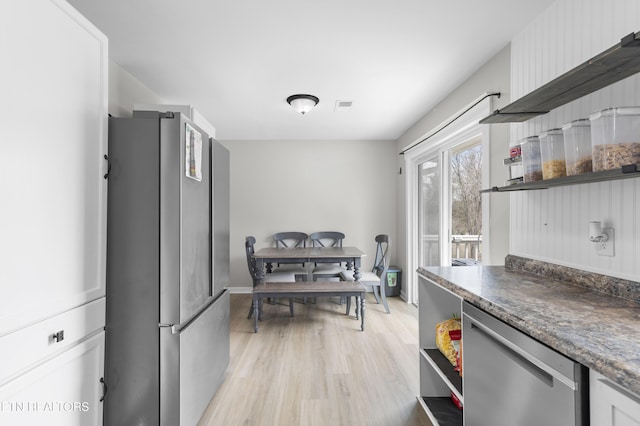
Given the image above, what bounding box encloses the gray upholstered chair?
[272,232,309,280]
[245,236,296,319]
[309,231,346,281]
[341,234,390,314]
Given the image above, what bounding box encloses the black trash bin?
[384,266,401,296]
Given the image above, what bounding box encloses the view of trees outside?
[450,144,482,261]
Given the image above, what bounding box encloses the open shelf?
[481,164,640,193]
[421,348,463,398]
[417,396,463,426]
[480,30,640,124]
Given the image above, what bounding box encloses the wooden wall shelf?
[481,165,640,193]
[480,31,640,124]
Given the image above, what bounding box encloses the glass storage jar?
[590,107,640,171]
[540,128,566,179]
[562,119,592,175]
[520,136,542,182]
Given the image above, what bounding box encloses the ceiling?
[67,0,556,140]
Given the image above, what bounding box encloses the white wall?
[108,60,165,117]
[222,139,398,290]
[509,0,640,281]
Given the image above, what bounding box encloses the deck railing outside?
[451,235,481,261]
[420,234,482,265]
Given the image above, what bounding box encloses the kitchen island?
[418,255,640,425]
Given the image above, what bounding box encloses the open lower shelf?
[417,396,463,426]
[481,165,640,192]
[479,30,640,123]
[421,348,463,397]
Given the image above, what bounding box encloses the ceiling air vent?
[334,100,353,112]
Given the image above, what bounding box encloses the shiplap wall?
[509,0,640,281]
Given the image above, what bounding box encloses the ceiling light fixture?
[287,94,319,115]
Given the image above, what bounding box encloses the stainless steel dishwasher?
[462,302,588,426]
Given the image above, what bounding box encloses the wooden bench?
[252,281,367,332]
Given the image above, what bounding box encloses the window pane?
[418,157,440,267]
[450,143,482,263]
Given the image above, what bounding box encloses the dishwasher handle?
[464,312,577,391]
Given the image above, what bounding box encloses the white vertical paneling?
[614,179,629,271]
[509,0,640,281]
[578,183,591,264]
[635,179,640,277]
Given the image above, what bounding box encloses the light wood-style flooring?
[198,293,432,426]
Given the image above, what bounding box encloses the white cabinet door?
[0,0,108,334]
[0,331,105,426]
[591,371,640,426]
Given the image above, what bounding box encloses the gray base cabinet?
[417,275,463,426]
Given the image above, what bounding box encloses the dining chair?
[245,236,296,319]
[341,234,391,314]
[272,232,309,281]
[309,231,346,281]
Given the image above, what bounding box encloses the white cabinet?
[0,1,108,424]
[0,0,108,334]
[0,331,105,426]
[591,371,640,426]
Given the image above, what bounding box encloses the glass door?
[404,96,490,304]
[418,156,441,269]
[450,140,482,264]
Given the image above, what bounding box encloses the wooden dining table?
[251,246,367,332]
[252,246,365,284]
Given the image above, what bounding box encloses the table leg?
[360,294,366,331]
[353,257,362,281]
[253,297,259,333]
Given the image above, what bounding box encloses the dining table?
[251,246,367,331]
[252,246,366,284]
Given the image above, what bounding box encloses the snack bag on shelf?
[449,329,462,376]
[435,316,461,366]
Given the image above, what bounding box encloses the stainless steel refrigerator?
[105,111,230,426]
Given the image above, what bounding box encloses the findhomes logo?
[1,401,90,413]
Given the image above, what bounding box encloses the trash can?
[384,266,401,296]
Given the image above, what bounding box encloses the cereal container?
[590,107,640,171]
[520,136,542,182]
[539,128,566,179]
[562,119,592,175]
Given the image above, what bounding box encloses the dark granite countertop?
[418,261,640,396]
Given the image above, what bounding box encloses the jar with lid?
[590,107,640,171]
[562,119,592,175]
[520,136,542,182]
[539,128,566,179]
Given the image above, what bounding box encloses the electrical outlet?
[596,228,614,256]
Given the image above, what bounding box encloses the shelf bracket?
[621,31,640,47]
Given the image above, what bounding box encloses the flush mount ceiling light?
[286,94,319,115]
